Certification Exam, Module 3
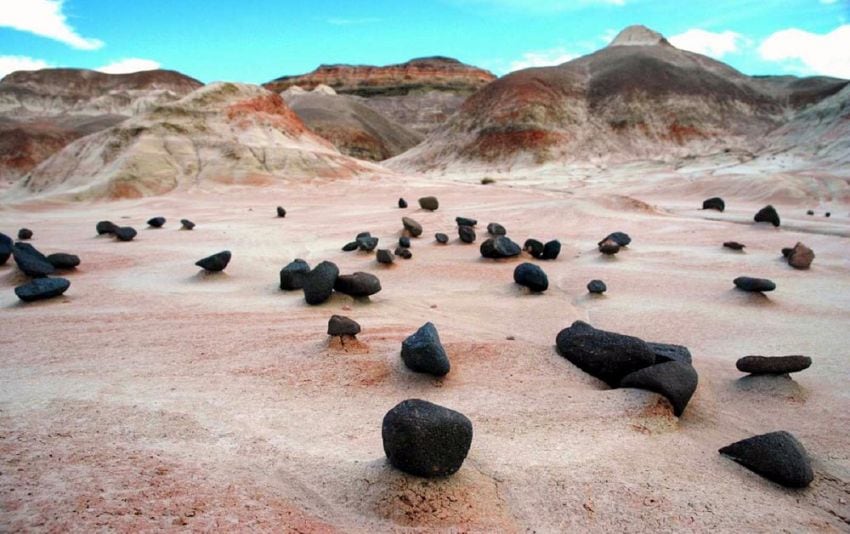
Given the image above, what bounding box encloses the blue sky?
[1,0,848,82]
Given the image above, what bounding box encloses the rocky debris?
[703,197,726,212]
[401,322,451,376]
[398,236,411,248]
[96,220,118,235]
[402,217,423,237]
[736,355,812,375]
[280,259,310,290]
[602,232,631,247]
[342,241,359,251]
[480,236,521,259]
[524,239,544,259]
[395,247,412,259]
[806,210,814,216]
[734,276,776,293]
[12,243,55,277]
[398,198,407,208]
[277,206,287,218]
[303,261,340,304]
[114,226,137,241]
[46,253,80,270]
[542,240,561,260]
[435,232,449,244]
[487,222,506,236]
[180,219,195,230]
[754,205,780,227]
[598,239,620,255]
[825,212,831,218]
[195,250,231,272]
[786,242,814,269]
[357,235,379,252]
[382,399,473,477]
[587,280,607,294]
[619,361,699,416]
[556,321,655,387]
[328,315,361,337]
[647,342,693,365]
[17,228,33,240]
[14,277,70,302]
[377,249,394,264]
[419,196,439,211]
[456,217,477,227]
[513,263,548,292]
[458,225,476,243]
[719,431,814,488]
[334,272,381,297]
[147,217,166,228]
[0,232,12,265]
[724,241,745,250]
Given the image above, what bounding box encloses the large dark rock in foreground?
[15,277,70,302]
[513,262,548,292]
[719,431,813,488]
[328,315,361,336]
[0,232,13,265]
[46,253,80,270]
[619,361,699,416]
[734,276,776,293]
[736,355,812,375]
[280,259,310,290]
[12,243,55,277]
[195,250,231,272]
[303,261,340,304]
[754,205,780,227]
[702,197,725,212]
[334,272,381,297]
[382,399,473,478]
[555,321,655,386]
[401,322,450,376]
[480,236,521,258]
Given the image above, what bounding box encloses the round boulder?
[276,206,286,218]
[147,217,166,228]
[96,221,118,235]
[458,225,476,244]
[480,236,521,259]
[18,228,33,240]
[114,227,137,241]
[486,222,506,236]
[523,239,544,259]
[376,249,394,264]
[334,272,381,297]
[303,261,340,304]
[513,262,548,292]
[587,280,607,294]
[419,196,439,211]
[0,232,12,265]
[542,240,561,260]
[435,232,448,244]
[280,259,310,290]
[786,242,814,269]
[754,205,780,227]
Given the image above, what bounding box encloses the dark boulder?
[619,361,699,416]
[542,240,561,260]
[401,322,450,376]
[328,315,361,336]
[46,253,80,270]
[12,243,54,277]
[376,249,394,264]
[382,399,472,477]
[276,206,286,218]
[601,232,631,247]
[419,196,439,211]
[647,342,693,365]
[342,241,359,252]
[456,217,477,227]
[523,239,544,258]
[303,261,340,304]
[754,205,780,227]
[806,210,814,216]
[398,198,408,208]
[398,236,411,248]
[719,431,813,488]
[703,197,725,212]
[786,242,814,269]
[280,259,310,290]
[486,222,506,236]
[435,232,449,244]
[736,355,812,375]
[480,236,521,259]
[147,217,166,228]
[458,225,476,243]
[195,250,231,272]
[18,228,33,240]
[723,241,745,250]
[402,217,423,237]
[96,220,118,235]
[334,272,381,297]
[734,277,776,293]
[0,232,12,265]
[180,219,195,230]
[587,280,607,294]
[555,321,655,387]
[357,235,379,252]
[14,277,70,302]
[513,263,548,292]
[395,247,412,259]
[598,239,620,255]
[114,227,137,241]
[825,212,831,217]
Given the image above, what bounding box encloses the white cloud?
[96,58,161,74]
[669,29,743,58]
[0,0,103,50]
[759,25,850,79]
[0,55,52,79]
[509,47,577,71]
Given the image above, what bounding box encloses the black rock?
[419,196,439,211]
[736,355,812,375]
[806,210,814,216]
[96,220,118,235]
[395,247,412,259]
[195,250,231,272]
[357,235,379,252]
[280,259,310,290]
[703,197,725,212]
[619,361,699,416]
[303,261,340,304]
[14,277,70,302]
[398,198,408,208]
[513,262,548,292]
[456,217,477,227]
[376,249,394,264]
[114,226,137,241]
[402,217,423,237]
[754,205,780,227]
[825,212,831,217]
[147,217,166,228]
[0,232,12,265]
[382,399,472,477]
[601,232,631,247]
[46,253,80,270]
[342,241,359,251]
[542,240,561,260]
[647,342,693,365]
[356,231,372,239]
[458,225,476,243]
[401,322,450,376]
[18,228,33,240]
[723,241,745,250]
[524,239,544,258]
[180,219,195,230]
[12,243,55,277]
[398,236,411,248]
[587,280,607,294]
[334,272,381,297]
[555,321,655,387]
[734,276,776,293]
[719,431,813,488]
[486,222,506,236]
[480,236,521,258]
[435,233,449,244]
[598,239,620,255]
[276,206,286,218]
[328,315,361,336]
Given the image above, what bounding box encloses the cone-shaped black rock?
[277,206,286,218]
[180,219,195,230]
[619,361,699,416]
[719,431,813,488]
[195,250,231,272]
[754,205,780,227]
[376,249,394,264]
[334,272,381,297]
[703,197,725,212]
[401,322,450,376]
[398,198,407,208]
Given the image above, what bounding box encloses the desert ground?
[1,165,849,532]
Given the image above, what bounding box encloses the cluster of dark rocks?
[97,220,136,241]
[4,234,77,302]
[598,232,630,255]
[279,259,382,305]
[523,238,560,260]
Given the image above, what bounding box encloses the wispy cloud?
[0,55,52,79]
[509,46,577,71]
[96,58,161,74]
[326,17,381,26]
[0,0,103,50]
[669,29,745,58]
[758,24,850,78]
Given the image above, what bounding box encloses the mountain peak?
[608,25,670,47]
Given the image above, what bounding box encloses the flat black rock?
[18,228,33,240]
[114,227,137,241]
[12,243,55,277]
[376,249,394,264]
[96,221,118,235]
[303,261,340,304]
[342,241,359,251]
[480,236,521,258]
[736,355,812,375]
[806,210,814,215]
[334,272,381,297]
[456,217,477,227]
[754,205,780,227]
[647,342,693,365]
[180,219,195,230]
[398,198,408,208]
[598,239,620,255]
[276,206,286,218]
[734,276,776,292]
[514,262,548,292]
[435,233,449,244]
[195,250,231,272]
[524,239,544,258]
[486,222,506,236]
[402,217,423,238]
[719,431,813,488]
[0,232,12,265]
[401,322,450,376]
[587,279,607,294]
[382,399,472,477]
[357,235,379,252]
[147,217,166,228]
[542,240,561,260]
[555,321,655,387]
[328,315,361,336]
[723,241,745,250]
[419,196,439,211]
[703,197,725,212]
[280,259,310,290]
[619,361,699,416]
[15,277,70,302]
[458,225,476,243]
[46,253,80,270]
[601,232,631,247]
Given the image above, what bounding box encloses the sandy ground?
[1,169,849,532]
